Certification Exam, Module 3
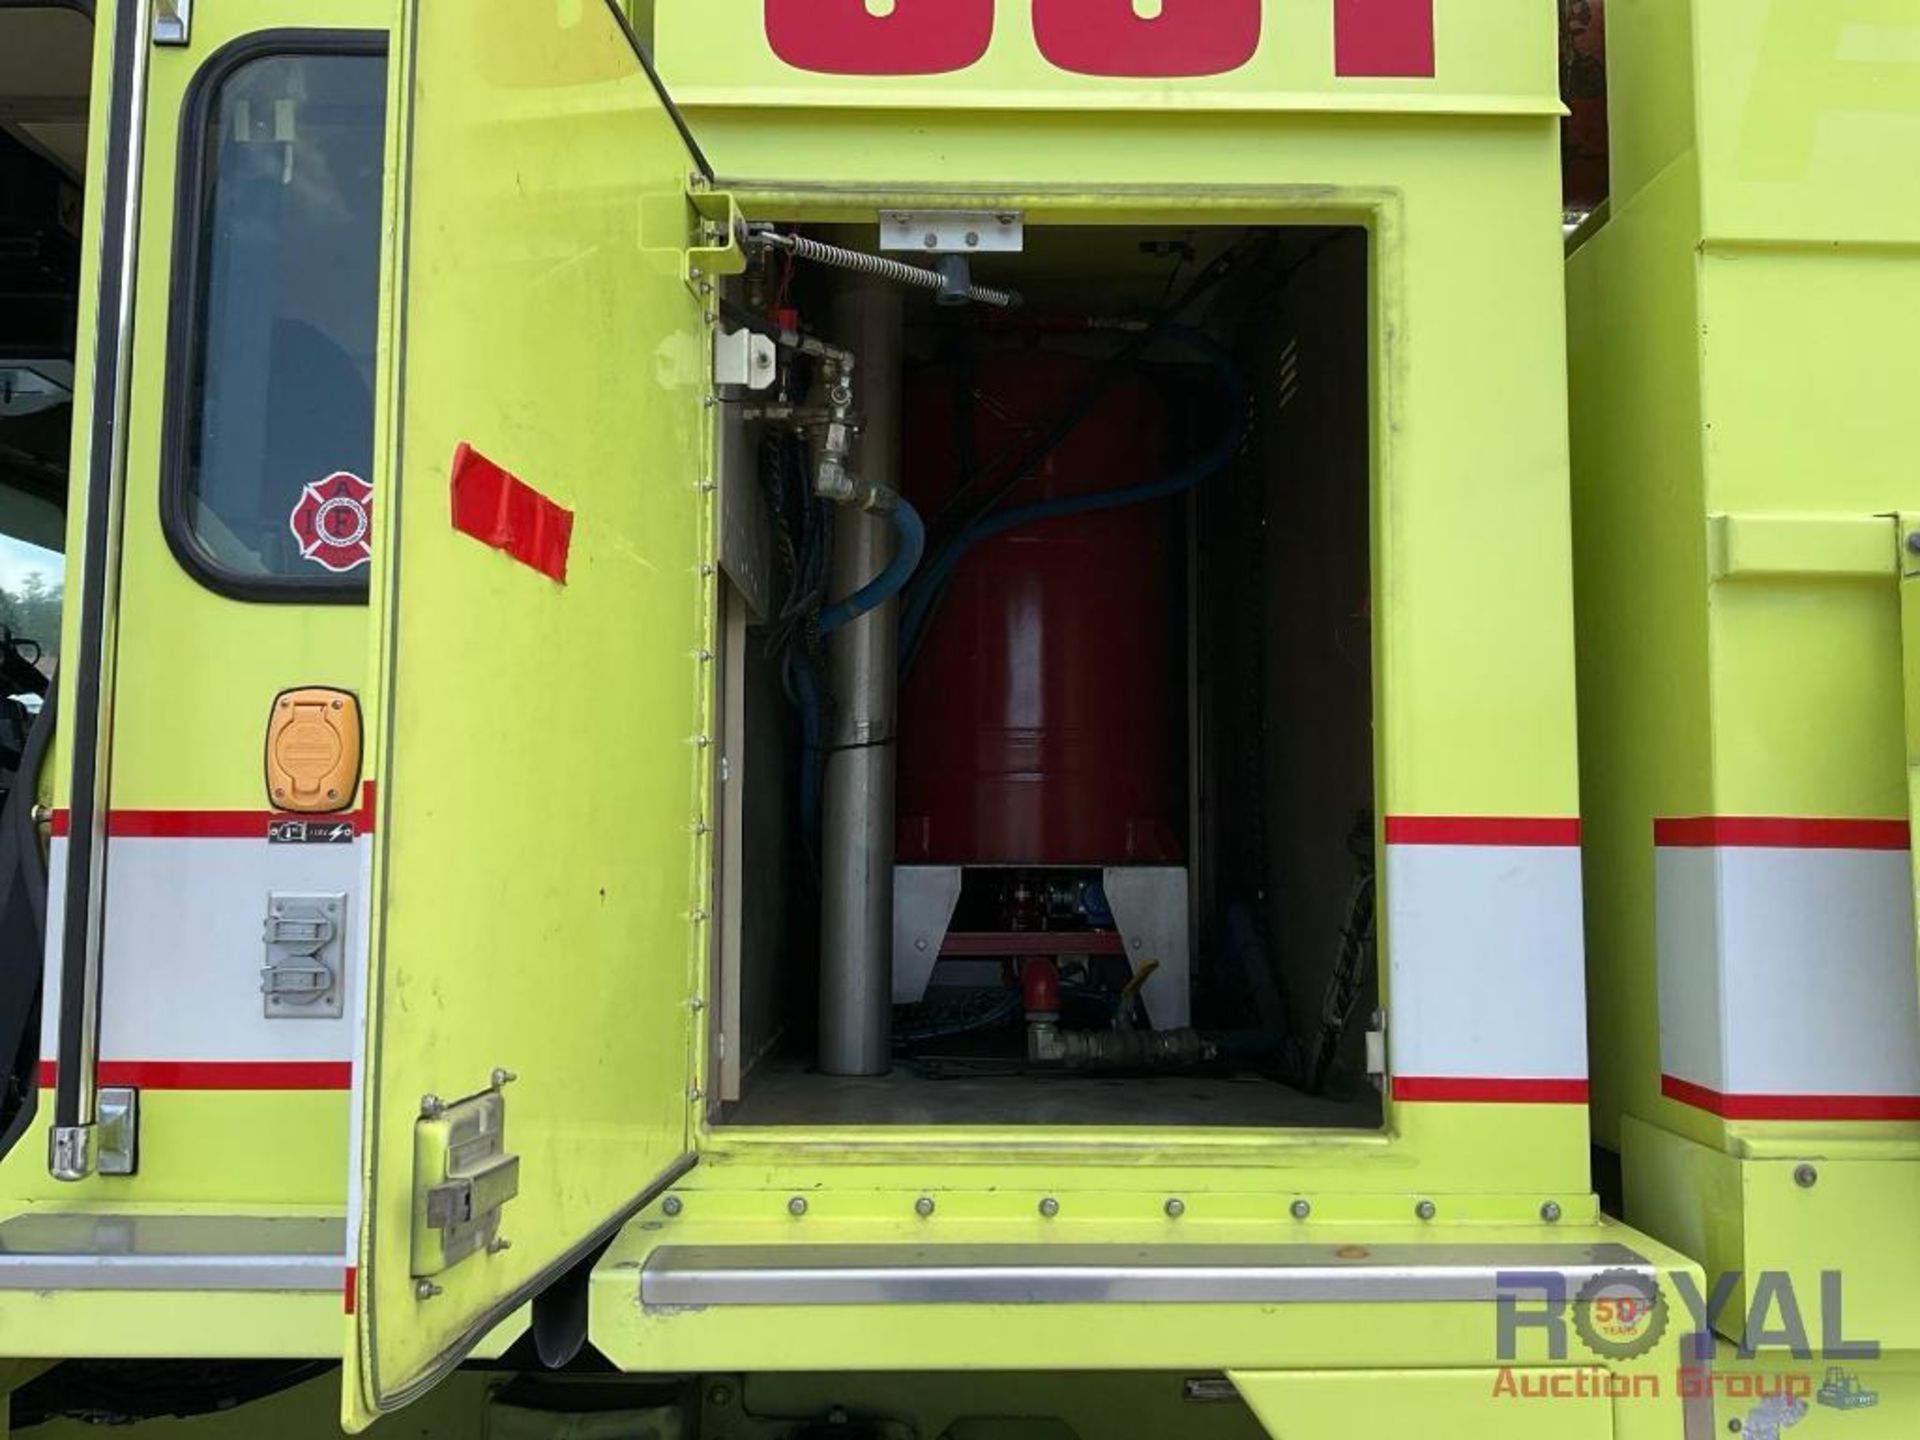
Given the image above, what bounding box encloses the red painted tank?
[897,350,1183,866]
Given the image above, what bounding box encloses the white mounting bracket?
[715,327,777,392]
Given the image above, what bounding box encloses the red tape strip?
[1663,1073,1920,1121]
[1653,816,1910,851]
[449,442,574,583]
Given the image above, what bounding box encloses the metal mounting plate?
[96,1087,138,1176]
[261,892,347,1018]
[715,327,777,391]
[879,210,1024,255]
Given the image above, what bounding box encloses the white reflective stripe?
[344,839,374,1270]
[1657,843,1920,1098]
[1384,843,1588,1082]
[41,835,358,1064]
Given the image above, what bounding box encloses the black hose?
[0,674,55,1162]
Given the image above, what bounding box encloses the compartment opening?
[0,2,86,811]
[710,222,1380,1131]
[0,0,87,1159]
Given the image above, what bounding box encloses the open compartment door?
[343,0,721,1425]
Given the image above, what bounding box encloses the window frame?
[159,26,388,604]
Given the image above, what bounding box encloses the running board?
[640,1241,1654,1308]
[0,1212,345,1291]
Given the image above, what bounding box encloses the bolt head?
[414,1280,441,1300]
[788,1195,809,1217]
[1290,1198,1312,1220]
[1540,1200,1563,1223]
[662,1195,683,1217]
[1794,1163,1818,1189]
[965,232,980,247]
[915,1195,936,1218]
[1038,1197,1060,1218]
[419,1094,445,1119]
[923,232,939,248]
[1415,1199,1437,1221]
[707,1384,734,1407]
[1164,1197,1186,1219]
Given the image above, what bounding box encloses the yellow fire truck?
[0,0,1901,1436]
[1568,0,1920,1425]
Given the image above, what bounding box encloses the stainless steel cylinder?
[819,278,903,1076]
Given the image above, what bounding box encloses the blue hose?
[901,328,1247,662]
[818,496,927,634]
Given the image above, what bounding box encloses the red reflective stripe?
[1383,816,1581,847]
[1394,1076,1589,1104]
[1654,816,1910,850]
[1662,1073,1920,1121]
[450,443,574,583]
[46,782,376,840]
[38,1060,352,1090]
[343,1266,358,1314]
[1334,0,1435,77]
[109,811,284,839]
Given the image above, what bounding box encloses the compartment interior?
[710,221,1381,1131]
[0,2,84,813]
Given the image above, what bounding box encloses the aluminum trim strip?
[640,1242,1653,1308]
[0,1213,345,1293]
[0,1251,344,1292]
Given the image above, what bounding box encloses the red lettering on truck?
[765,0,994,76]
[763,0,1436,80]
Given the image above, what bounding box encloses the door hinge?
[412,1084,520,1279]
[153,0,190,46]
[1365,1010,1387,1088]
[686,190,747,287]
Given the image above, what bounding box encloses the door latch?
[412,1086,520,1278]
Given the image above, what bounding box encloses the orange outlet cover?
[265,688,362,813]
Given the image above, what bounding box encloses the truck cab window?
[164,41,386,600]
